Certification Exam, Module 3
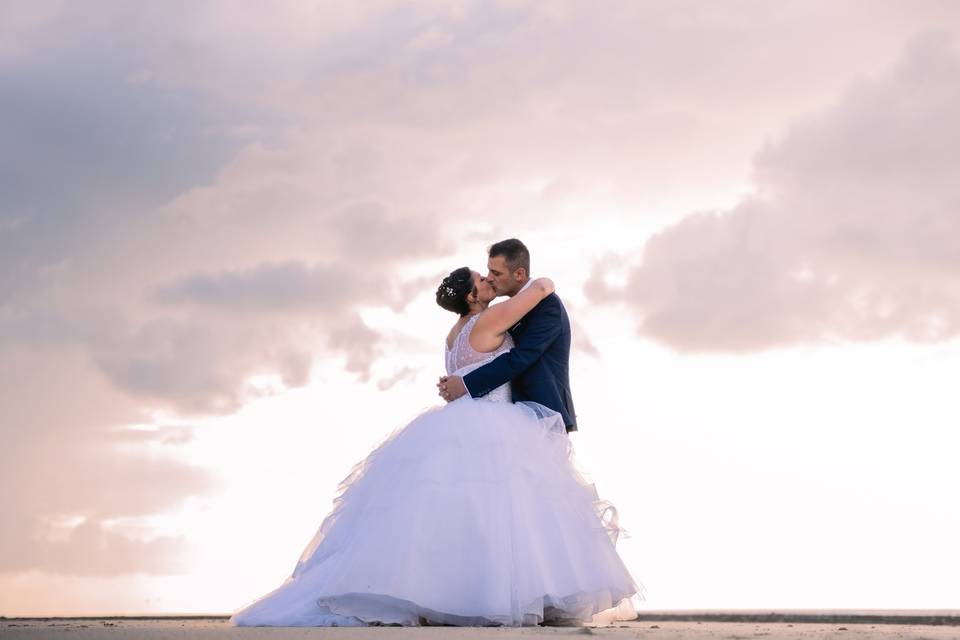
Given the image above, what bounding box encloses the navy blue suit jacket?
[463,292,577,432]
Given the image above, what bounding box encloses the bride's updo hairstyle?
[436,267,476,316]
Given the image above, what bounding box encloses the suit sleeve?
[463,296,562,398]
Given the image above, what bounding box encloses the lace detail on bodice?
[445,314,513,403]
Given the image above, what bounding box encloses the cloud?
[586,31,960,352]
[112,425,197,446]
[0,519,191,577]
[571,317,600,358]
[376,366,420,391]
[2,1,956,585]
[0,350,212,576]
[151,261,373,312]
[0,1,64,62]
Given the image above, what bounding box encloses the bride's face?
[471,270,496,305]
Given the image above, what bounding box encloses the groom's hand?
[437,375,467,402]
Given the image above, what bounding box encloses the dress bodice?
[445,313,513,403]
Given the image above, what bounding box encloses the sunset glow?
[2,1,958,617]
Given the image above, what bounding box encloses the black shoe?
[540,607,585,627]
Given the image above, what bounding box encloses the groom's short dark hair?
[489,238,530,274]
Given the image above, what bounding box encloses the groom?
[438,238,577,433]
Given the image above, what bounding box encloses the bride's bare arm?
[474,277,554,338]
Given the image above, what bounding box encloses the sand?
[2,617,959,639]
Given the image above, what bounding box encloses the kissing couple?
[231,238,644,627]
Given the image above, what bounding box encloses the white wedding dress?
[230,313,645,627]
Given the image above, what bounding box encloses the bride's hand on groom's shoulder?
[533,277,555,295]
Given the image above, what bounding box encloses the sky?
[1,0,959,616]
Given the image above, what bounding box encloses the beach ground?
[2,618,958,639]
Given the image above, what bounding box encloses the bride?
[230,267,645,627]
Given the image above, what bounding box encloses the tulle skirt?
[230,396,645,627]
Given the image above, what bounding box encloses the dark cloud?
[0,4,253,302]
[127,258,441,405]
[151,261,369,312]
[586,31,960,352]
[81,312,381,415]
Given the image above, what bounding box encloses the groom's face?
[486,255,522,297]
